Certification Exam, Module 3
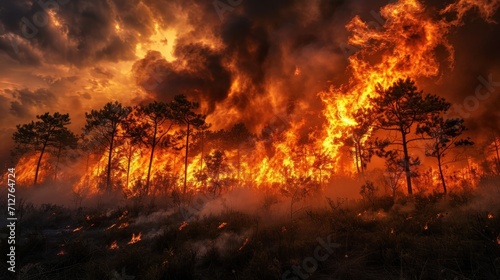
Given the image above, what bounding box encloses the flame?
[9,0,498,196]
[320,0,457,172]
[72,226,83,233]
[179,221,188,231]
[217,222,228,229]
[108,241,120,250]
[239,237,250,251]
[118,222,129,229]
[127,232,142,245]
[488,213,494,219]
[57,250,65,256]
[105,224,117,231]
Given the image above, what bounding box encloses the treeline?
[12,94,257,196]
[11,79,500,197]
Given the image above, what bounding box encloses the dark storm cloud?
[7,88,56,118]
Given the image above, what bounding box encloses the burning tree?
[83,101,131,191]
[202,150,232,196]
[170,95,207,194]
[371,78,450,195]
[417,116,473,194]
[341,108,376,174]
[12,112,77,185]
[227,123,254,184]
[126,101,176,193]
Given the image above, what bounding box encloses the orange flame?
[72,226,83,233]
[179,221,188,231]
[108,241,120,250]
[217,222,228,229]
[127,232,142,245]
[239,237,250,251]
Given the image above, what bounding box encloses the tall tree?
[227,123,253,184]
[52,128,79,181]
[84,101,131,191]
[126,101,175,193]
[13,112,74,185]
[342,108,376,174]
[204,150,231,196]
[170,95,207,194]
[371,78,450,195]
[417,116,473,194]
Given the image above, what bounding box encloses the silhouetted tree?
[227,123,253,184]
[417,116,473,194]
[12,112,74,185]
[204,150,231,195]
[52,128,78,181]
[342,108,376,174]
[126,101,175,193]
[84,101,131,191]
[371,78,450,195]
[170,95,206,194]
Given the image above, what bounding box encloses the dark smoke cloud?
[0,0,498,155]
[7,88,57,118]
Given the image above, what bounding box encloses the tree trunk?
[106,132,115,192]
[146,127,157,193]
[54,144,62,181]
[183,122,190,194]
[401,132,413,195]
[437,153,447,194]
[355,143,361,174]
[34,143,47,185]
[237,143,241,185]
[200,130,204,170]
[494,138,500,174]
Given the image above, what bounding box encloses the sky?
[0,0,499,167]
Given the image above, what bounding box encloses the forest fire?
[5,0,497,199]
[1,0,500,279]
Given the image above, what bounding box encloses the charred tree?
[371,78,450,195]
[126,101,175,194]
[170,95,206,195]
[417,116,473,194]
[84,101,131,192]
[12,112,75,185]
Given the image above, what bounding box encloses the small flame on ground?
[119,210,128,220]
[179,221,188,231]
[218,222,227,229]
[488,213,494,219]
[424,223,429,231]
[108,241,119,250]
[86,215,92,221]
[239,237,250,251]
[127,232,142,245]
[390,228,394,234]
[72,226,83,233]
[118,222,129,229]
[57,250,65,256]
[106,224,117,231]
